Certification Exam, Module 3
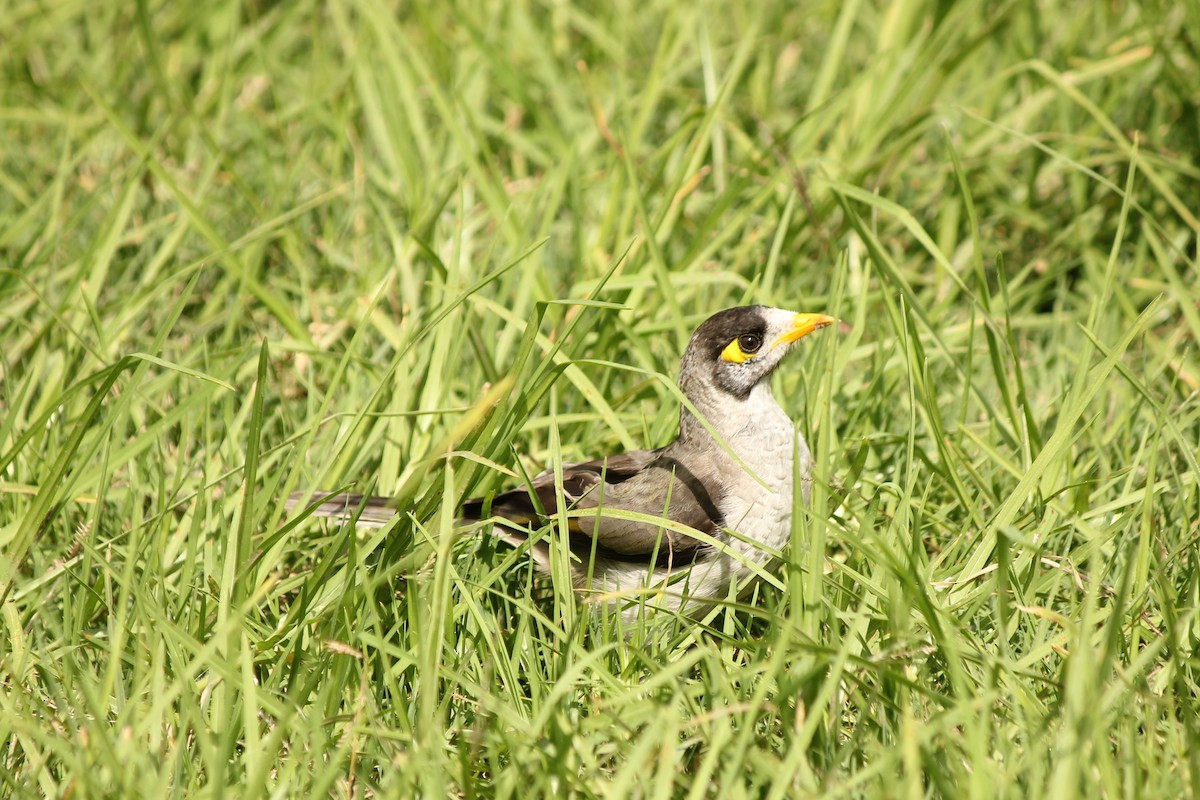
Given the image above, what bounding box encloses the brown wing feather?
[463,448,724,567]
[461,449,659,522]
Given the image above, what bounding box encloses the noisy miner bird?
[288,306,835,618]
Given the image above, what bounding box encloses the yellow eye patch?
[720,337,759,363]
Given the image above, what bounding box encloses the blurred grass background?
[2,0,1199,796]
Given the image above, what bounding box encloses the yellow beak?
[771,313,836,349]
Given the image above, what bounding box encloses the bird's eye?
[719,332,765,363]
[738,334,762,353]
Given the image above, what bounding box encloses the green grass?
[3,0,1199,796]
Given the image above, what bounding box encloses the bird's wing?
[463,448,725,566]
[461,449,656,521]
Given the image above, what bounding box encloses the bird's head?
[679,305,835,402]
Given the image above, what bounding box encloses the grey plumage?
[287,305,834,619]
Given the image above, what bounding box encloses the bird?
[288,305,835,620]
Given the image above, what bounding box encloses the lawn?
[2,0,1199,796]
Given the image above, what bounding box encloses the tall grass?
[2,0,1198,796]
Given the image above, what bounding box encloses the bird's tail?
[285,491,396,528]
[286,490,546,566]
